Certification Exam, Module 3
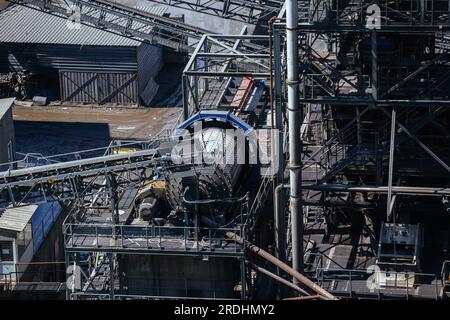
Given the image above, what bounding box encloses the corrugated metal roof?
[0,4,166,47]
[0,98,15,119]
[0,205,37,232]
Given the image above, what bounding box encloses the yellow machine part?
[138,180,166,198]
[112,148,139,154]
[144,180,166,192]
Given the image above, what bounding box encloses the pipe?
[182,188,249,204]
[387,107,396,221]
[246,262,309,296]
[284,295,323,301]
[198,213,337,300]
[226,232,338,300]
[274,184,289,262]
[304,184,450,196]
[286,0,304,276]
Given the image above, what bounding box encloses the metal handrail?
[64,223,243,253]
[315,267,442,299]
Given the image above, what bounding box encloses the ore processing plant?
[0,0,449,301]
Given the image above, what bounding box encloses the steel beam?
[143,0,284,24]
[304,184,450,196]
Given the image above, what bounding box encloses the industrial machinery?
[377,223,423,271]
[1,0,450,301]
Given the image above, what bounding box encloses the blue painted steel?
[31,201,62,253]
[173,111,254,140]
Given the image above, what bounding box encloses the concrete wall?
[120,255,239,298]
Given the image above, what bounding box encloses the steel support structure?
[143,0,284,24]
[9,0,210,52]
[182,34,271,119]
[269,0,450,299]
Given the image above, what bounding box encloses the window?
[0,241,14,262]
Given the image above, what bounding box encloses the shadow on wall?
[14,120,112,157]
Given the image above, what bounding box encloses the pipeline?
[246,261,309,296]
[198,214,337,300]
[226,231,338,300]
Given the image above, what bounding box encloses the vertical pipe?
[65,253,70,300]
[286,0,304,276]
[182,75,189,120]
[387,107,396,221]
[356,107,362,146]
[109,253,115,300]
[371,31,377,101]
[273,27,286,266]
[240,257,247,299]
[420,0,425,23]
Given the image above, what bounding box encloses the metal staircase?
[303,105,448,185]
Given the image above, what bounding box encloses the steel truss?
[8,0,210,52]
[0,136,171,207]
[144,0,285,24]
[300,0,450,31]
[181,33,271,118]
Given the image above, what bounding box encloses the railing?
[0,269,66,293]
[1,128,175,171]
[71,292,237,301]
[64,223,244,254]
[327,0,450,26]
[316,268,442,300]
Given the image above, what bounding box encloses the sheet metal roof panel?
[0,98,15,119]
[0,4,166,47]
[0,205,37,232]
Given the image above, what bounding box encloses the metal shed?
[0,4,165,106]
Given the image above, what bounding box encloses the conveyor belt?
[8,0,210,52]
[143,0,284,23]
[0,149,160,189]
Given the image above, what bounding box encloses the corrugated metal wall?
[0,43,164,105]
[0,43,139,73]
[60,71,139,104]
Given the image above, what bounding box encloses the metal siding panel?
[0,44,138,73]
[61,71,138,105]
[0,5,168,47]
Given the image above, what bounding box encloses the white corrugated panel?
[0,4,166,47]
[0,205,37,232]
